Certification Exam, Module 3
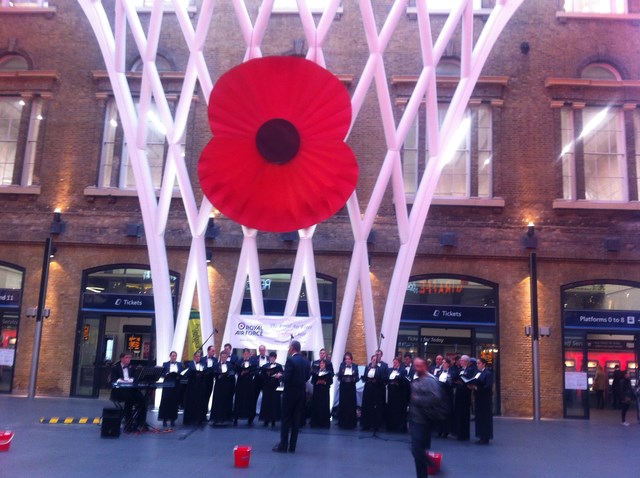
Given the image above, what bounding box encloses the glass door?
[71,315,104,397]
[564,331,588,418]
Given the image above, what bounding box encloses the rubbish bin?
[427,451,442,474]
[233,445,252,468]
[0,430,14,451]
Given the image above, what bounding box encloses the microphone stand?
[179,328,218,441]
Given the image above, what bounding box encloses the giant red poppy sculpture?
[198,56,358,233]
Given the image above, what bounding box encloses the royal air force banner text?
[223,314,324,352]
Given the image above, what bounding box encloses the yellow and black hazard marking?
[39,417,101,425]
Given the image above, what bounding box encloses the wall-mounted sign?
[82,293,156,313]
[565,371,588,390]
[402,304,496,325]
[0,289,21,308]
[127,334,142,352]
[407,280,466,295]
[564,310,640,331]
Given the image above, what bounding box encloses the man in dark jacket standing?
[273,340,310,453]
[409,357,438,478]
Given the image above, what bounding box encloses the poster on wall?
[0,348,15,366]
[565,371,588,390]
[223,314,324,354]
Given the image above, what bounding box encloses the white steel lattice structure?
[77,0,524,374]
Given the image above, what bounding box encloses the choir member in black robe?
[452,355,477,441]
[361,354,386,431]
[233,348,258,426]
[435,357,454,438]
[337,352,359,429]
[385,357,408,432]
[471,358,493,444]
[202,345,218,411]
[183,351,208,426]
[210,351,236,426]
[158,351,183,429]
[259,351,283,428]
[310,359,334,428]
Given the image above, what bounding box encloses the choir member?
[252,344,270,404]
[233,348,258,426]
[311,348,334,375]
[470,357,493,444]
[436,357,454,438]
[385,356,408,432]
[158,351,183,429]
[310,359,334,428]
[202,345,218,412]
[183,350,208,426]
[336,352,359,429]
[210,350,236,426]
[452,355,477,441]
[361,354,386,432]
[259,351,283,428]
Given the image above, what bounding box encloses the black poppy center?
[256,118,300,165]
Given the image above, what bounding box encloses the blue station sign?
[401,304,496,325]
[82,293,156,313]
[0,289,21,308]
[564,309,640,331]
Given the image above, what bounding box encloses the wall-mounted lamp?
[281,231,298,242]
[604,237,620,252]
[439,232,457,247]
[520,41,530,55]
[523,222,537,249]
[206,249,213,264]
[205,217,219,239]
[125,223,144,238]
[49,246,57,259]
[539,326,551,337]
[50,209,66,235]
[524,325,532,337]
[367,230,377,245]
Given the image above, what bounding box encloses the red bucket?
[0,430,14,452]
[233,445,252,468]
[427,451,442,474]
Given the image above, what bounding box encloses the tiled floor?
[0,395,637,477]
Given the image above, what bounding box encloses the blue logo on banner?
[564,309,640,330]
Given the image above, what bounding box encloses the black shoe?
[272,444,287,453]
[288,447,296,453]
[476,439,489,445]
[233,419,238,426]
[248,419,254,426]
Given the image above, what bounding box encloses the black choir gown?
[385,367,408,432]
[453,364,477,440]
[337,363,359,429]
[310,370,334,428]
[211,361,236,425]
[360,364,386,431]
[183,363,210,426]
[258,362,283,425]
[474,368,494,441]
[233,359,258,423]
[158,361,183,424]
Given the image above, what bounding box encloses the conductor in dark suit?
[273,340,310,454]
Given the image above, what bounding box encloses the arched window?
[0,53,42,188]
[581,63,621,81]
[559,63,627,201]
[0,54,29,71]
[98,54,185,190]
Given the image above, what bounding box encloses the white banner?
[223,314,324,353]
[0,348,15,367]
